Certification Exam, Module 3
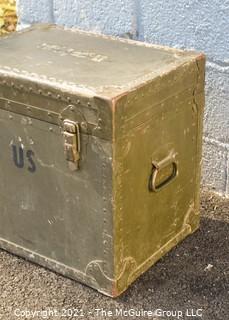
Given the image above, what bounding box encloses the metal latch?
[63,120,81,171]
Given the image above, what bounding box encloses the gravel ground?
[0,190,228,320]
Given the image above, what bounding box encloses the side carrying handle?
[149,152,178,192]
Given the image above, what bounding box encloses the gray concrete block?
[202,140,228,195]
[204,62,229,144]
[17,0,53,25]
[53,0,135,36]
[138,0,229,61]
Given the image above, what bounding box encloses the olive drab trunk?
[0,24,205,297]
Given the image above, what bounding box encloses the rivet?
[27,107,31,111]
[38,89,42,94]
[87,102,91,107]
[48,92,52,96]
[49,127,53,132]
[9,115,13,119]
[69,105,74,111]
[81,121,87,130]
[77,99,80,104]
[67,97,71,102]
[57,94,61,99]
[48,112,52,117]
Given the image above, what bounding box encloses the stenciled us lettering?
[12,145,36,173]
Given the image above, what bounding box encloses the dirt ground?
[0,190,228,320]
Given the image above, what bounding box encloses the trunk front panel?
[0,108,113,293]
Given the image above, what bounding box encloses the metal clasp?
[63,120,81,171]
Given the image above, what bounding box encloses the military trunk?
[0,24,205,297]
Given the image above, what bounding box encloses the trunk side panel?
[113,57,205,295]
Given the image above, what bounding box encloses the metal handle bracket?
[149,152,178,192]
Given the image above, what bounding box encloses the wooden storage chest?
[0,24,205,296]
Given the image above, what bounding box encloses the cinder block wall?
[17,0,229,197]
